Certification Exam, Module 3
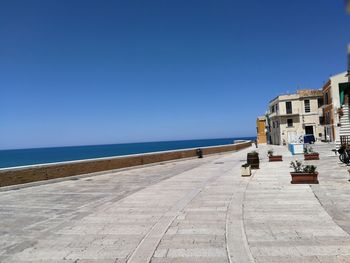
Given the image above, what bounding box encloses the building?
[256,116,267,144]
[321,72,350,143]
[267,89,323,145]
[322,79,334,141]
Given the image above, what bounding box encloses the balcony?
[268,109,300,118]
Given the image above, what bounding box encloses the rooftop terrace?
[1,143,350,262]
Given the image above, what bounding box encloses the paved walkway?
[246,144,350,263]
[1,143,350,262]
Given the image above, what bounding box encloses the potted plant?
[304,146,319,160]
[247,151,259,169]
[338,107,344,117]
[290,160,318,184]
[241,163,251,177]
[268,149,283,162]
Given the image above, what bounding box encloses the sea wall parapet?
[0,141,252,187]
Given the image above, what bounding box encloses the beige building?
[268,89,323,145]
[321,72,349,143]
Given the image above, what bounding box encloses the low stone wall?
[0,141,252,187]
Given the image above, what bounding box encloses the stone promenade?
[1,143,350,262]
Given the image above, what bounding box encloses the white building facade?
[267,90,323,145]
[322,72,349,143]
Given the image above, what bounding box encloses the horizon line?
[0,136,256,151]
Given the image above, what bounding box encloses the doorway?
[305,125,314,135]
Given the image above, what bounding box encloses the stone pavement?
[246,144,350,263]
[2,143,350,262]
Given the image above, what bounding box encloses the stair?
[336,104,350,147]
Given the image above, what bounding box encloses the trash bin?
[247,152,259,169]
[196,148,203,158]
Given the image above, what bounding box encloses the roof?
[269,93,299,104]
[269,88,322,105]
[297,89,322,97]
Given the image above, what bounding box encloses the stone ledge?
[0,141,252,187]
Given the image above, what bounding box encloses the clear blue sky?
[1,0,349,149]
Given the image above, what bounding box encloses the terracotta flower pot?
[290,172,319,184]
[304,153,319,160]
[268,155,283,162]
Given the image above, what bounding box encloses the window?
[325,112,330,124]
[319,116,324,125]
[287,119,293,127]
[304,99,310,113]
[318,98,324,108]
[324,93,329,105]
[286,101,292,114]
[271,104,279,114]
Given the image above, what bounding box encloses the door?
[305,126,314,135]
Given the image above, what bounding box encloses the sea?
[0,137,254,169]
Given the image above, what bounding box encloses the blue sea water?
[0,137,254,169]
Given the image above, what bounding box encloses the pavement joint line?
[241,167,257,263]
[226,160,256,263]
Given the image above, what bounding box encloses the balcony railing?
[268,109,300,117]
